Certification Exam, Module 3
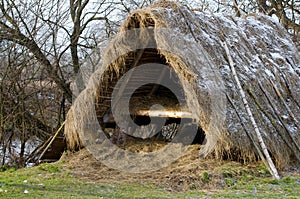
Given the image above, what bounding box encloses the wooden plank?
[135,109,193,118]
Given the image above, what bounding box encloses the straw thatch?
[65,1,300,168]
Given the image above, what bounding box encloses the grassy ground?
[0,162,299,198]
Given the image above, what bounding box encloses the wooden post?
[223,41,280,180]
[38,121,66,162]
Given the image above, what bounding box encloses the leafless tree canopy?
[0,0,154,167]
[181,0,300,33]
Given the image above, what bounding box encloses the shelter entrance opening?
[96,48,205,148]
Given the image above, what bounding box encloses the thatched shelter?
[65,1,300,169]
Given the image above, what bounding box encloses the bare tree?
[0,43,54,167]
[259,0,300,33]
[0,0,120,101]
[0,0,114,167]
[0,0,157,168]
[193,0,300,33]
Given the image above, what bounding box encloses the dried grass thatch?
[65,1,300,168]
[64,107,83,151]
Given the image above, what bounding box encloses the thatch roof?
[65,1,300,169]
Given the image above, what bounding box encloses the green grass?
[0,162,299,198]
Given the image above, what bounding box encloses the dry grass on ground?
[59,144,300,192]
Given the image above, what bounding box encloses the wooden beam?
[135,109,193,118]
